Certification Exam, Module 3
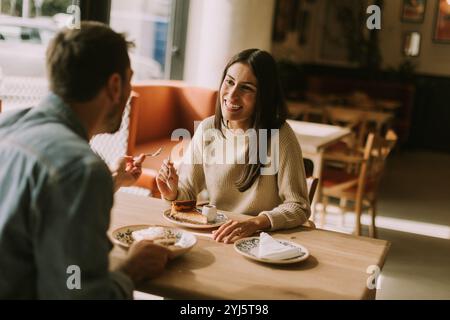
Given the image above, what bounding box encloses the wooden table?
[325,106,394,135]
[109,192,390,300]
[287,101,323,121]
[286,120,351,179]
[287,102,394,137]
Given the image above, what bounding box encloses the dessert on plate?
[169,200,208,224]
[131,226,178,246]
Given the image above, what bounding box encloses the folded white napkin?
[257,232,302,260]
[132,227,166,242]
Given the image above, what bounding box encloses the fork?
[144,146,163,157]
[130,147,163,161]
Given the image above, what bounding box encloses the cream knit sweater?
[174,116,310,231]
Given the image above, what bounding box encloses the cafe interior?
[0,0,449,300]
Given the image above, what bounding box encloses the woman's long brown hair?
[214,49,287,192]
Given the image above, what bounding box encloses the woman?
[157,49,310,243]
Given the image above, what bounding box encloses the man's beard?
[106,98,126,134]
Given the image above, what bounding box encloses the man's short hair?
[46,21,134,103]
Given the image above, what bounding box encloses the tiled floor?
[317,150,450,299]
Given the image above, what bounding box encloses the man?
[0,21,169,299]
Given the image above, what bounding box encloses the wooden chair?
[322,106,370,176]
[320,130,398,237]
[307,177,319,205]
[302,177,319,230]
[323,106,368,154]
[287,101,324,122]
[347,91,376,110]
[303,158,318,229]
[303,158,319,204]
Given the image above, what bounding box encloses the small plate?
[234,237,309,264]
[163,209,229,229]
[111,224,197,259]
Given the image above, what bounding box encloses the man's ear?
[106,73,122,104]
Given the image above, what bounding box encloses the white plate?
[111,224,197,259]
[163,209,229,229]
[234,237,310,264]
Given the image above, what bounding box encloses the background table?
[286,120,351,178]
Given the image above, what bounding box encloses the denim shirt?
[0,94,133,299]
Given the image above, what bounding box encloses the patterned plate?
[234,237,309,264]
[111,224,197,259]
[163,209,229,229]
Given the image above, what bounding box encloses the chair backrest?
[303,158,314,178]
[324,106,365,129]
[128,81,217,154]
[287,101,323,122]
[130,83,182,145]
[177,86,218,133]
[354,132,375,201]
[303,158,319,204]
[305,172,319,229]
[348,91,376,109]
[356,130,397,200]
[307,177,319,204]
[324,106,368,151]
[366,129,398,190]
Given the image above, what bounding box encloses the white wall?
[381,0,450,76]
[272,0,450,77]
[183,0,276,88]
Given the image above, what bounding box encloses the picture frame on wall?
[319,0,366,65]
[401,0,427,23]
[272,0,298,42]
[297,9,310,45]
[433,0,450,43]
[403,31,421,57]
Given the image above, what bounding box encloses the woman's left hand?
[212,215,271,244]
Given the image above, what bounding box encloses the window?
[109,0,188,80]
[109,0,173,80]
[0,0,73,77]
[0,0,72,110]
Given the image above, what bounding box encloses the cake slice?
[172,200,196,212]
[170,209,208,224]
[170,200,208,224]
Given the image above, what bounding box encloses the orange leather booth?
[128,81,217,196]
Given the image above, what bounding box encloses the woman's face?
[220,62,258,130]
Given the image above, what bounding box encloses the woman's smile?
[223,99,243,113]
[220,62,257,130]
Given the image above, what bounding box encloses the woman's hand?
[112,154,146,191]
[156,158,179,201]
[212,215,271,244]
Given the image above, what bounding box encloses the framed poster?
[433,0,450,43]
[401,0,427,23]
[319,0,366,64]
[272,0,299,42]
[297,10,310,45]
[403,31,421,56]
